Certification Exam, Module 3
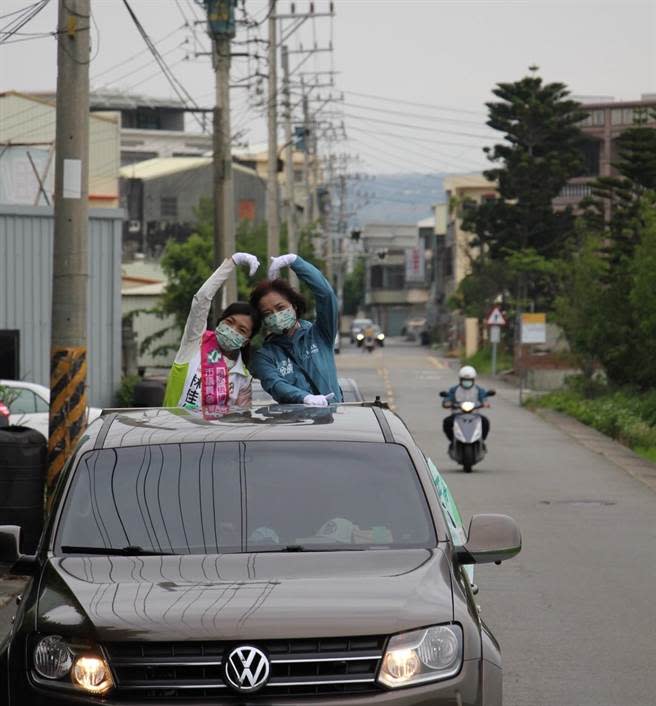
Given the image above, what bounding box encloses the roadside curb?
[533,408,656,494]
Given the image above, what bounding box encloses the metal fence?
[0,204,123,407]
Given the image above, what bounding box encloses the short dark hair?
[217,301,261,365]
[249,278,307,318]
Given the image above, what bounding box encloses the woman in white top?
[163,252,260,411]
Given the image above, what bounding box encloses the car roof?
[88,404,396,451]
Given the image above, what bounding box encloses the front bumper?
[7,659,487,706]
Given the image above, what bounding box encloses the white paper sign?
[490,325,501,344]
[63,159,82,199]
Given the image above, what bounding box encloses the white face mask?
[461,379,475,389]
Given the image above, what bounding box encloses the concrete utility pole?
[48,0,90,496]
[213,33,236,307]
[266,0,280,262]
[281,45,298,287]
[300,80,313,227]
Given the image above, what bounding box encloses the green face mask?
[215,321,247,353]
[264,307,297,335]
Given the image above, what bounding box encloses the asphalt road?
[338,339,656,706]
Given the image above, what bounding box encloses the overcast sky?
[1,0,655,175]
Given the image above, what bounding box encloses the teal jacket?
[252,257,342,404]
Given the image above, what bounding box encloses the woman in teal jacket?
[249,254,342,406]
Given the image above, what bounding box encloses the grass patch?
[526,378,656,461]
[463,345,513,376]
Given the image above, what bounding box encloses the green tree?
[342,259,365,316]
[462,68,587,311]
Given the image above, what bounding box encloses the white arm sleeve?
[174,258,235,363]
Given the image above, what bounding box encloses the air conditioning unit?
[128,220,141,233]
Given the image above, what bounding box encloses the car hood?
[37,548,453,642]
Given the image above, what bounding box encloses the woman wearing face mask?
[163,252,261,411]
[249,254,342,407]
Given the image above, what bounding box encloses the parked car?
[349,317,373,343]
[0,380,102,436]
[0,403,520,705]
[251,376,363,404]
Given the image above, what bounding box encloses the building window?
[623,108,634,125]
[160,196,178,219]
[136,108,161,130]
[611,108,624,125]
[579,138,601,177]
[370,265,383,289]
[593,110,605,126]
[580,113,593,127]
[294,169,304,183]
[121,150,158,167]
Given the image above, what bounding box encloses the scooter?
[364,334,376,353]
[439,390,495,473]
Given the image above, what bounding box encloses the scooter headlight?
[460,401,475,413]
[356,334,364,341]
[377,333,385,340]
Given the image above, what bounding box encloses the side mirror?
[439,391,448,398]
[486,390,496,397]
[455,514,521,565]
[0,526,38,575]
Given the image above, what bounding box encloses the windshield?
[56,442,436,554]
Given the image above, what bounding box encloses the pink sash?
[201,330,229,417]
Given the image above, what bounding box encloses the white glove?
[303,393,335,407]
[232,252,260,277]
[268,253,298,279]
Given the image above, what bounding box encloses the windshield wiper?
[257,544,365,553]
[60,545,173,556]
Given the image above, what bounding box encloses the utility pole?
[281,44,298,287]
[212,34,236,307]
[301,79,313,227]
[267,0,280,261]
[48,0,90,496]
[204,0,237,309]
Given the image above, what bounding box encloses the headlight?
[378,625,462,688]
[460,401,475,413]
[377,333,385,340]
[356,334,364,341]
[72,656,114,695]
[33,636,73,680]
[33,636,114,695]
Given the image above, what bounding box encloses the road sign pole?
[491,341,497,376]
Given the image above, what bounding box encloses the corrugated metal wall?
[0,205,122,407]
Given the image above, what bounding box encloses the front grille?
[105,636,385,700]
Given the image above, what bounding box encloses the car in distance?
[0,404,521,705]
[0,379,102,437]
[349,317,373,343]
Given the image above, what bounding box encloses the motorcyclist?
[442,365,491,444]
[362,323,376,351]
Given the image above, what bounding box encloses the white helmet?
[459,365,477,381]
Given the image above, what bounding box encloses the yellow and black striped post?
[47,347,87,497]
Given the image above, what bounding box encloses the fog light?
[381,648,420,684]
[34,635,73,680]
[71,656,114,695]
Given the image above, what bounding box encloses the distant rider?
[442,365,490,444]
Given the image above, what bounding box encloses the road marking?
[426,356,447,369]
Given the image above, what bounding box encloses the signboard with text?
[404,246,426,283]
[521,313,547,344]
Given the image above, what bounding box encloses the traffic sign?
[486,306,507,327]
[521,313,547,344]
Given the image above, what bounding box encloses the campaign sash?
[201,330,229,417]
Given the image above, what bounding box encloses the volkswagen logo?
[224,645,270,693]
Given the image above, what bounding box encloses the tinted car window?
[57,441,435,554]
[244,442,435,550]
[8,388,37,414]
[57,443,242,554]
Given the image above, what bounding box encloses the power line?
[120,0,205,131]
[343,100,490,129]
[343,89,486,117]
[343,111,491,141]
[0,0,51,45]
